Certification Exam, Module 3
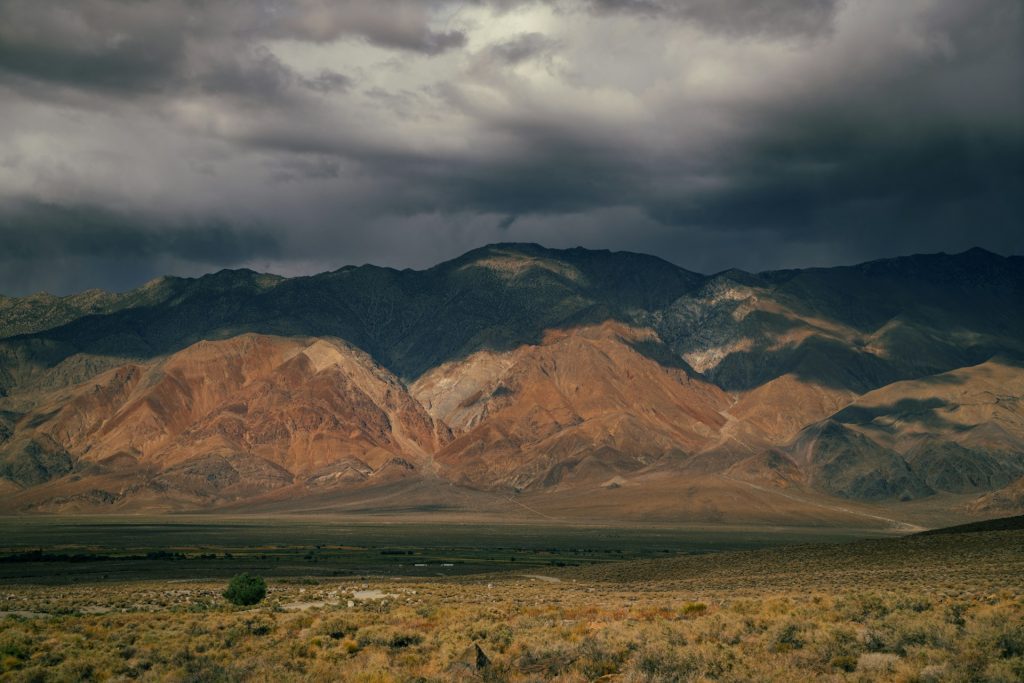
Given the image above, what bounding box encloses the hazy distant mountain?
[1,244,1022,524]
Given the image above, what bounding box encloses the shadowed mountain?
[0,245,705,390]
[778,358,1024,501]
[649,249,1024,395]
[968,478,1024,516]
[788,420,935,501]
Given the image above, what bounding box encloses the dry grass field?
[1,521,1022,682]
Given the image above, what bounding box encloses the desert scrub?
[510,641,580,677]
[0,526,1021,682]
[809,625,862,672]
[355,625,424,650]
[487,623,515,652]
[317,615,359,640]
[678,601,708,618]
[223,573,267,606]
[574,635,634,678]
[836,592,892,622]
[630,641,733,681]
[769,621,807,653]
[946,605,1024,682]
[0,625,35,674]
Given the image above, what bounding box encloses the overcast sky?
[0,0,1021,295]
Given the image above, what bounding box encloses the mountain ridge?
[1,244,1022,523]
[3,244,1015,301]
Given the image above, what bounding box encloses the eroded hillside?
[1,244,1022,522]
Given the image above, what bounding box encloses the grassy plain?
[0,517,1021,682]
[0,517,887,583]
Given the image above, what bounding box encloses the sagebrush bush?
[222,573,266,606]
[679,601,708,618]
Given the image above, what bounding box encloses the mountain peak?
[191,268,285,291]
[959,246,999,258]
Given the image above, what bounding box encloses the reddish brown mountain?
[0,335,448,511]
[1,244,1022,524]
[413,322,729,490]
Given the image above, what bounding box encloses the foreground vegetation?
[1,525,1021,682]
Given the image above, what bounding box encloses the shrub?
[918,664,947,682]
[831,655,857,672]
[317,616,358,640]
[356,626,423,650]
[945,603,968,627]
[856,652,901,674]
[679,602,708,618]
[243,616,274,636]
[838,593,890,622]
[222,573,267,606]
[895,596,932,613]
[770,622,805,653]
[0,626,35,661]
[814,626,861,669]
[576,637,631,678]
[993,619,1024,658]
[631,644,729,680]
[515,643,578,677]
[488,624,514,652]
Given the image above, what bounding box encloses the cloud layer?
[0,0,1020,294]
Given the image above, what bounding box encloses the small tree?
[223,573,266,606]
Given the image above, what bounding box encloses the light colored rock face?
[422,322,732,490]
[458,249,587,285]
[729,374,858,446]
[410,351,517,434]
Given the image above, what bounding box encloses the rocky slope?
[0,244,1022,521]
[413,322,729,491]
[0,335,448,511]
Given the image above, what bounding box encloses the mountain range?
[1,243,1022,527]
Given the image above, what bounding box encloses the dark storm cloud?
[0,201,281,262]
[582,0,841,38]
[0,201,282,294]
[647,0,1023,261]
[649,127,1023,236]
[0,0,1021,294]
[192,45,297,102]
[0,0,462,97]
[302,70,353,94]
[270,157,342,183]
[425,0,1022,265]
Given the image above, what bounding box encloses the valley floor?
[0,521,1022,681]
